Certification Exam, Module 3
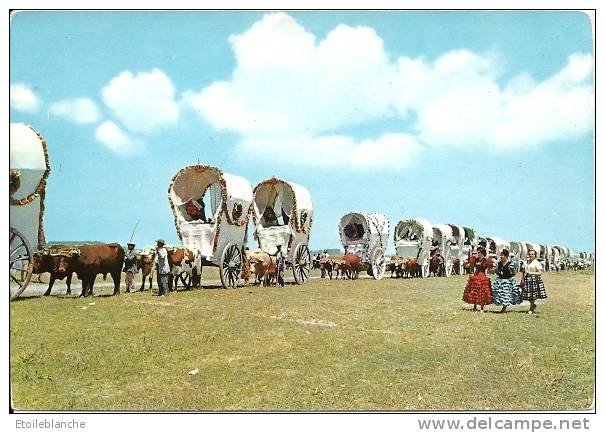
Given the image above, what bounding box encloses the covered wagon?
[168,164,253,288]
[393,217,433,278]
[9,123,50,300]
[252,177,313,284]
[431,224,455,277]
[339,212,389,279]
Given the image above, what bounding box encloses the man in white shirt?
[155,239,171,296]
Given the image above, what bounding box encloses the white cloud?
[184,13,593,167]
[237,133,421,168]
[49,98,100,124]
[10,84,41,112]
[95,121,141,155]
[402,51,594,150]
[101,68,179,134]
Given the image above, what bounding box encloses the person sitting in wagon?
[262,206,279,227]
[184,197,207,222]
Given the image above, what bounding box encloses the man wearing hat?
[271,244,286,287]
[155,239,171,296]
[123,242,138,293]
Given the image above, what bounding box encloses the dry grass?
[10,269,594,411]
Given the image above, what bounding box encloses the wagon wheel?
[445,260,453,277]
[421,258,430,278]
[10,227,33,301]
[371,247,386,280]
[220,243,242,289]
[292,243,311,284]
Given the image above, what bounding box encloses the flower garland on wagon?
[168,164,249,241]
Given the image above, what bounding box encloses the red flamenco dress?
[462,256,493,305]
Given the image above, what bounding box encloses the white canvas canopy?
[10,123,49,203]
[339,212,389,257]
[169,165,253,223]
[253,178,313,233]
[486,236,510,256]
[394,218,433,243]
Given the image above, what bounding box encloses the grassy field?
[10,269,594,411]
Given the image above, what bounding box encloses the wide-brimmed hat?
[127,242,135,247]
[156,239,165,245]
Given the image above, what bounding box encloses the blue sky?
[9,10,594,253]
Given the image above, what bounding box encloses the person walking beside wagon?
[520,249,547,314]
[155,239,171,296]
[123,242,138,293]
[462,246,493,312]
[491,249,521,313]
[272,244,286,287]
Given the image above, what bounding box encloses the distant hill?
[311,248,342,256]
[47,241,105,246]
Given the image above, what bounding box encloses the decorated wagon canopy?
[168,164,253,237]
[252,177,313,233]
[446,223,466,245]
[339,212,389,251]
[10,123,50,205]
[394,218,433,243]
[432,224,454,244]
[486,236,510,255]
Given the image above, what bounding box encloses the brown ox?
[32,250,74,296]
[167,247,200,290]
[386,255,404,278]
[429,250,445,277]
[402,257,420,278]
[319,258,334,279]
[247,249,277,286]
[136,251,155,291]
[333,254,362,279]
[71,243,125,297]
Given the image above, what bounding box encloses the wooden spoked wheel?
[220,243,242,289]
[10,228,33,301]
[292,243,311,284]
[371,248,386,280]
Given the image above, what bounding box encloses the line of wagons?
[9,126,316,299]
[334,214,590,280]
[9,123,593,300]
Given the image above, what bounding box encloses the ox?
[333,254,362,279]
[136,250,155,291]
[70,243,125,297]
[401,257,421,278]
[319,258,334,279]
[32,249,75,296]
[167,247,201,290]
[386,255,404,278]
[429,250,445,277]
[247,249,277,286]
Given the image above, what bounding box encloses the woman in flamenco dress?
[462,246,493,312]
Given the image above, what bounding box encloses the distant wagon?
[431,224,455,277]
[486,236,510,262]
[339,212,389,280]
[509,241,528,272]
[393,217,433,278]
[447,224,476,275]
[9,123,51,300]
[252,177,313,284]
[168,164,253,288]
